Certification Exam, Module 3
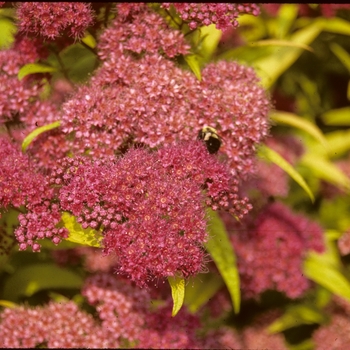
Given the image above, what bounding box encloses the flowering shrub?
[1,2,350,349]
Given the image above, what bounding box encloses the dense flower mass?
[0,301,113,348]
[162,3,260,31]
[16,2,94,40]
[44,141,251,285]
[231,202,324,299]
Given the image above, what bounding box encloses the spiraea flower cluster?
[231,202,324,299]
[162,3,260,31]
[16,2,94,40]
[43,141,251,286]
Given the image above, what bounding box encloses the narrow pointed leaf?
[168,276,185,317]
[18,63,57,80]
[258,145,314,202]
[184,54,201,81]
[22,121,61,152]
[205,209,240,314]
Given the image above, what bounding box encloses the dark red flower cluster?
[162,3,260,31]
[16,2,94,40]
[231,202,324,299]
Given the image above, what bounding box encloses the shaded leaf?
[330,43,350,73]
[168,276,185,317]
[258,145,315,202]
[184,273,224,313]
[22,121,61,152]
[3,263,83,302]
[205,209,240,314]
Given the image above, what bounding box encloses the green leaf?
[304,251,350,302]
[271,111,328,147]
[330,43,350,73]
[22,121,61,152]
[184,54,201,81]
[205,209,240,314]
[258,145,315,202]
[168,276,185,317]
[81,32,96,49]
[18,63,57,80]
[250,39,314,53]
[3,263,83,302]
[268,304,326,333]
[0,17,16,49]
[198,24,222,60]
[321,107,350,126]
[275,4,299,39]
[254,22,321,88]
[61,212,103,248]
[184,273,224,313]
[318,17,350,36]
[301,153,350,191]
[0,300,18,308]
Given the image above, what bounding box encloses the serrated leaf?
[268,304,326,333]
[301,153,350,191]
[321,107,350,126]
[205,209,240,314]
[168,276,185,317]
[22,121,61,152]
[18,63,57,80]
[184,273,224,313]
[61,212,103,248]
[304,251,350,302]
[258,145,315,202]
[271,111,327,147]
[184,54,201,81]
[3,263,83,302]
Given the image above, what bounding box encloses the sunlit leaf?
[258,145,315,202]
[304,251,350,302]
[301,153,350,191]
[3,264,83,302]
[321,107,350,126]
[250,39,313,52]
[319,17,350,36]
[168,276,185,317]
[275,4,299,39]
[205,209,240,314]
[61,212,103,248]
[330,43,350,73]
[198,24,222,60]
[0,17,16,48]
[271,111,327,147]
[81,32,96,49]
[18,63,57,80]
[184,54,201,80]
[22,121,61,152]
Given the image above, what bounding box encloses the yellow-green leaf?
[250,39,313,53]
[205,209,240,314]
[0,17,16,49]
[301,153,350,191]
[321,107,350,126]
[184,54,201,81]
[330,43,350,73]
[61,212,103,248]
[22,121,61,152]
[198,24,222,60]
[18,63,57,80]
[81,32,96,49]
[304,251,350,302]
[271,111,327,147]
[0,300,18,308]
[258,145,315,202]
[168,276,185,317]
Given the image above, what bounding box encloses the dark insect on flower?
[198,126,222,154]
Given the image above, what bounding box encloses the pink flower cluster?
[162,3,260,31]
[0,301,113,348]
[16,2,94,40]
[231,202,324,299]
[42,140,251,285]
